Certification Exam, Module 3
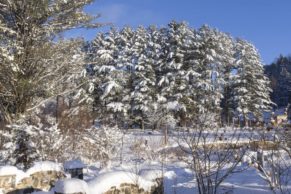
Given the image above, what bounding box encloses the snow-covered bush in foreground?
[0,123,123,167]
[2,125,39,169]
[80,126,123,167]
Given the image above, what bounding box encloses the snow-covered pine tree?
[91,29,120,125]
[8,125,39,170]
[143,26,165,129]
[164,22,199,127]
[91,27,133,127]
[0,0,100,122]
[144,26,171,130]
[192,25,232,124]
[180,28,202,125]
[214,31,236,126]
[152,26,174,129]
[232,39,272,125]
[154,22,187,127]
[115,27,136,127]
[130,26,157,130]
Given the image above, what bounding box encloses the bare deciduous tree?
[0,0,101,122]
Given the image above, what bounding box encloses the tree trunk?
[180,112,187,127]
[141,118,145,130]
[164,125,168,145]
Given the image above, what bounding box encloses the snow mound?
[31,191,53,194]
[0,165,20,176]
[242,151,257,164]
[64,159,86,170]
[27,161,63,175]
[164,171,177,179]
[54,178,89,194]
[139,169,162,181]
[88,171,154,194]
[0,165,29,183]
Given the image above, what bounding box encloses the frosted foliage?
[0,0,100,120]
[87,22,271,127]
[232,39,272,119]
[80,127,122,166]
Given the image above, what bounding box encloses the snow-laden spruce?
[88,22,272,127]
[232,39,273,123]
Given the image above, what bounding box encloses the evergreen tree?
[91,29,121,125]
[91,27,133,127]
[9,125,39,169]
[116,27,135,127]
[188,25,235,126]
[187,25,223,123]
[131,26,156,129]
[143,26,165,129]
[232,39,272,124]
[164,21,197,127]
[215,31,236,125]
[88,23,272,129]
[264,55,291,107]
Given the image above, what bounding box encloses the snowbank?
[222,167,271,194]
[27,161,63,175]
[64,159,86,170]
[0,165,21,176]
[242,151,257,164]
[164,171,177,179]
[88,171,154,194]
[139,169,162,181]
[54,178,89,194]
[0,165,29,183]
[31,191,53,194]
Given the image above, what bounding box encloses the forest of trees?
[88,23,273,129]
[0,0,274,168]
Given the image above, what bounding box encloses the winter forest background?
[0,1,290,194]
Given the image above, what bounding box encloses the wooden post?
[164,124,168,145]
[257,150,264,172]
[56,95,60,124]
[287,103,291,121]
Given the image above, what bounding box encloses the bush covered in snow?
[0,124,124,167]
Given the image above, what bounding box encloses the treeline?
[87,22,272,128]
[0,0,274,168]
[265,55,291,108]
[0,1,272,130]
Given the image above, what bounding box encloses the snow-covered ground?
[80,128,288,194]
[2,128,291,194]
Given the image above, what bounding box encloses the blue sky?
[70,0,291,64]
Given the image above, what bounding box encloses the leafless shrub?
[177,112,248,194]
[254,128,291,194]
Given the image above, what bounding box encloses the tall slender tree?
[232,39,272,124]
[131,26,156,129]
